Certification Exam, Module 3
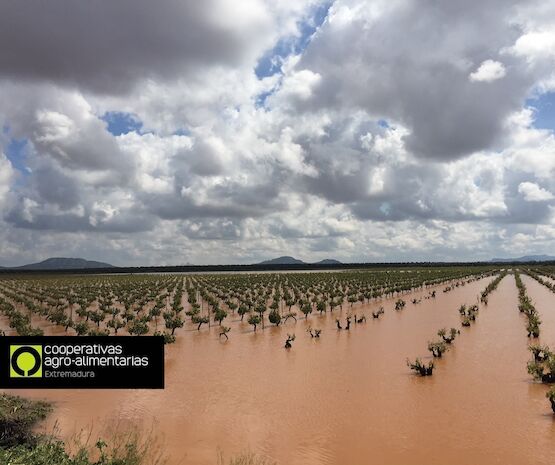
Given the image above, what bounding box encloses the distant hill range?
[4,254,552,273]
[314,259,343,265]
[258,256,342,266]
[5,257,115,270]
[491,255,555,263]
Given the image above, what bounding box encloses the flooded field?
[4,269,555,465]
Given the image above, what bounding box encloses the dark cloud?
[32,163,81,210]
[142,180,287,221]
[173,140,226,177]
[296,0,535,160]
[0,0,269,93]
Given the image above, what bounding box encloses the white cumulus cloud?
[518,182,555,201]
[469,60,507,83]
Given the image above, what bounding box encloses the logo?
[10,345,42,378]
[1,337,164,388]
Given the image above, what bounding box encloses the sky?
[1,0,555,266]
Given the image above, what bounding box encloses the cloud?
[469,60,507,82]
[518,181,555,201]
[0,83,133,181]
[0,152,14,208]
[0,0,322,94]
[273,68,322,104]
[290,0,538,160]
[510,31,555,62]
[1,0,555,265]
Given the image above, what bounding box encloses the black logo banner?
[0,336,164,389]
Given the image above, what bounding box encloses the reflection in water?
[10,275,555,465]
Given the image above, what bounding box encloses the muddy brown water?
[6,274,555,465]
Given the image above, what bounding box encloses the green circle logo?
[10,345,42,378]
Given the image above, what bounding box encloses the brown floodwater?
[6,274,555,465]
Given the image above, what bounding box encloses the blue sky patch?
[173,128,191,137]
[255,89,275,109]
[101,111,143,136]
[255,2,332,79]
[379,202,391,216]
[255,40,292,79]
[528,92,555,131]
[5,137,30,175]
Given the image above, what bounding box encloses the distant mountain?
[15,257,115,270]
[491,255,555,263]
[259,256,306,265]
[313,259,342,265]
[258,256,342,266]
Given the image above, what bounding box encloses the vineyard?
[1,267,554,375]
[0,267,495,341]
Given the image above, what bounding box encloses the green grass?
[0,393,166,465]
[0,393,51,447]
